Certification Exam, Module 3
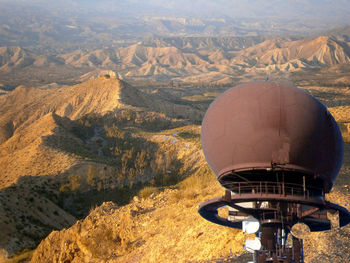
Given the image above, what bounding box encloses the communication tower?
[199,81,350,262]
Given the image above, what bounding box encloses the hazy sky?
[2,0,350,22]
[0,0,349,43]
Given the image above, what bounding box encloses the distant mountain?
[232,36,350,71]
[0,34,350,86]
[1,0,350,53]
[4,0,350,21]
[326,25,350,42]
[0,46,63,70]
[155,36,269,51]
[0,46,34,70]
[63,35,350,81]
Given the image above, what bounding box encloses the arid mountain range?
[1,34,350,88]
[1,27,350,262]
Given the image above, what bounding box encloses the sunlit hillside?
[0,5,350,260]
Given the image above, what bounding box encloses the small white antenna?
[242,217,260,234]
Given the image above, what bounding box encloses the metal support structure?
[198,181,350,263]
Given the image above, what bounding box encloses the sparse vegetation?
[138,186,160,199]
[79,223,119,259]
[4,249,35,263]
[177,131,200,141]
[172,165,216,201]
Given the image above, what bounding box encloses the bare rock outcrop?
[31,187,245,263]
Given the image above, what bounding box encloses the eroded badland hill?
[0,74,206,260]
[1,34,350,87]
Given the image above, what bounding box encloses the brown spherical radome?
[201,81,343,193]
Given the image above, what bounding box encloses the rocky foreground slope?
[31,183,245,263]
[30,152,350,263]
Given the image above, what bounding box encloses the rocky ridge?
[0,74,205,259]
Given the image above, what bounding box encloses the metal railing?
[220,181,324,199]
